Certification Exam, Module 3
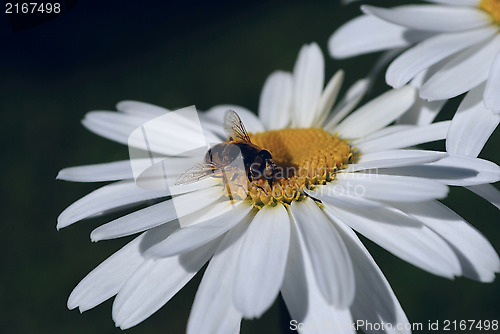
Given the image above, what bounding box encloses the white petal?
[90,186,223,241]
[393,201,500,282]
[355,124,415,142]
[420,35,500,101]
[187,220,248,334]
[132,154,203,182]
[57,160,137,182]
[306,187,383,209]
[84,109,219,155]
[355,121,450,152]
[410,54,459,94]
[175,180,223,198]
[68,224,177,312]
[333,172,449,202]
[82,111,148,146]
[484,50,500,112]
[144,201,253,258]
[333,221,411,334]
[68,235,144,312]
[57,181,168,229]
[133,107,220,156]
[323,78,369,131]
[426,154,500,186]
[289,199,355,307]
[467,184,500,210]
[116,100,169,118]
[203,105,264,134]
[410,64,435,89]
[397,98,446,126]
[258,71,293,130]
[368,48,407,91]
[173,197,247,228]
[292,43,324,127]
[314,70,344,126]
[387,26,497,88]
[112,239,220,329]
[323,204,461,278]
[281,220,355,334]
[233,204,290,318]
[447,83,500,157]
[362,5,490,32]
[346,149,443,172]
[335,86,416,139]
[376,156,500,186]
[329,15,431,58]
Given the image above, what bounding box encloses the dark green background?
[1,1,498,333]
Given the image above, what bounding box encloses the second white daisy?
[329,0,500,155]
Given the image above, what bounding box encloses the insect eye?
[258,150,273,160]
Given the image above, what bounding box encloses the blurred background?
[1,0,498,333]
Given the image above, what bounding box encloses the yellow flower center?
[480,0,500,23]
[238,128,355,207]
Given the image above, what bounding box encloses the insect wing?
[223,110,251,143]
[175,163,217,185]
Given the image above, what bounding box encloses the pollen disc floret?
[480,0,500,24]
[247,128,355,207]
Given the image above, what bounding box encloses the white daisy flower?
[328,0,500,151]
[58,43,500,333]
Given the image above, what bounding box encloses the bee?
[176,110,276,198]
